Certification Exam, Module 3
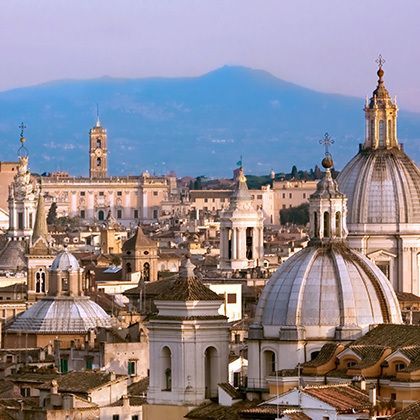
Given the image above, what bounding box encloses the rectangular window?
[282,193,286,199]
[29,213,33,227]
[99,191,104,196]
[132,416,139,420]
[257,194,262,199]
[153,209,158,219]
[86,357,93,370]
[128,361,136,376]
[303,193,306,199]
[134,209,139,219]
[20,387,30,397]
[289,193,292,199]
[117,209,122,219]
[80,210,85,219]
[18,212,24,230]
[204,198,208,202]
[227,293,237,304]
[62,278,69,292]
[60,358,68,373]
[112,416,120,420]
[80,191,85,196]
[153,191,158,196]
[117,191,122,196]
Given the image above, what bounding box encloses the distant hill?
[0,66,419,177]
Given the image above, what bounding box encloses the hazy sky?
[1,1,420,110]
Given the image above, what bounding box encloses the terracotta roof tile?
[303,343,339,367]
[390,401,420,419]
[156,276,221,301]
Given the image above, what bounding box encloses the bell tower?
[89,110,108,178]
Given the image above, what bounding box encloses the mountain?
[0,66,419,177]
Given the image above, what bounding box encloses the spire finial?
[96,103,101,127]
[375,54,385,82]
[319,133,334,169]
[17,122,28,158]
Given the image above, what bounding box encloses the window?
[227,293,237,304]
[86,357,93,370]
[153,191,158,196]
[117,209,122,219]
[98,210,105,221]
[282,205,286,209]
[303,193,306,199]
[289,193,292,198]
[96,157,102,167]
[60,358,69,373]
[233,372,240,387]
[62,278,69,292]
[128,360,136,376]
[221,198,225,203]
[257,194,262,199]
[29,213,33,227]
[346,360,357,368]
[18,212,24,230]
[132,416,139,420]
[204,198,208,202]
[96,138,102,148]
[161,347,172,391]
[20,387,30,397]
[395,362,406,372]
[153,209,158,219]
[323,212,330,238]
[234,334,241,344]
[80,191,85,196]
[126,263,132,274]
[117,191,122,196]
[112,415,120,420]
[282,193,285,199]
[134,209,139,219]
[379,120,385,146]
[99,191,104,196]
[80,210,85,219]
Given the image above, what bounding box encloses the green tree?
[47,202,57,225]
[280,203,309,226]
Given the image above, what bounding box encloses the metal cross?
[319,132,334,155]
[18,122,26,138]
[376,54,386,69]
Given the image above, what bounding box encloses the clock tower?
[89,115,108,178]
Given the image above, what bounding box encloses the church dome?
[337,148,420,227]
[51,248,80,271]
[7,296,113,334]
[255,243,402,339]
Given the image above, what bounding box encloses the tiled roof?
[156,276,221,301]
[128,377,149,396]
[390,401,420,419]
[396,292,420,302]
[122,226,156,251]
[218,382,241,399]
[38,371,125,393]
[239,405,310,419]
[185,400,256,419]
[350,324,420,349]
[303,343,339,367]
[350,345,387,368]
[303,384,372,414]
[0,241,26,271]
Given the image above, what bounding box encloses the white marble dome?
[255,243,402,340]
[51,248,80,271]
[337,148,420,228]
[7,296,113,334]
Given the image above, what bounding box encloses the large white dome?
[337,148,420,229]
[254,243,402,340]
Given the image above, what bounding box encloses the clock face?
[95,148,103,157]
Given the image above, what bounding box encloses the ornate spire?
[17,122,28,158]
[32,190,49,244]
[95,103,101,127]
[309,135,348,243]
[230,166,252,210]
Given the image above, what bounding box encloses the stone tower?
[121,226,158,282]
[147,257,229,409]
[89,114,108,178]
[7,127,37,240]
[219,167,264,270]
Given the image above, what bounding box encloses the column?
[232,227,237,260]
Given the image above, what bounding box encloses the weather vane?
[18,122,26,140]
[376,54,385,69]
[319,132,334,156]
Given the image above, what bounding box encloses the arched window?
[323,212,330,238]
[346,359,357,368]
[379,120,385,146]
[96,157,102,167]
[370,119,375,144]
[335,211,341,237]
[246,227,253,260]
[96,138,101,148]
[205,346,218,398]
[263,350,276,377]
[143,263,150,282]
[161,347,172,391]
[310,350,320,361]
[395,362,406,372]
[126,262,132,274]
[98,210,105,221]
[388,120,392,144]
[35,272,41,293]
[313,212,319,238]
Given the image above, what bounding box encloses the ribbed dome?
[7,296,112,334]
[337,148,420,228]
[51,248,80,271]
[255,243,402,338]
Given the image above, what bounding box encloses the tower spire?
[96,103,101,127]
[32,184,49,244]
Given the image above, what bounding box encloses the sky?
[1,1,420,111]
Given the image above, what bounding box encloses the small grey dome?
[337,148,420,227]
[7,297,112,334]
[255,244,402,339]
[51,248,80,271]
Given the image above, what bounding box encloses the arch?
[143,262,150,282]
[393,360,406,372]
[35,269,46,293]
[126,262,132,274]
[98,210,105,221]
[379,120,385,146]
[262,349,276,377]
[313,212,319,238]
[323,212,330,238]
[96,138,102,148]
[204,346,218,398]
[246,227,253,260]
[161,346,172,391]
[335,211,342,237]
[96,157,102,167]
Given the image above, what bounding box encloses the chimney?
[50,379,58,395]
[122,394,130,409]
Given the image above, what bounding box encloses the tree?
[280,203,309,226]
[290,165,298,179]
[47,202,57,225]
